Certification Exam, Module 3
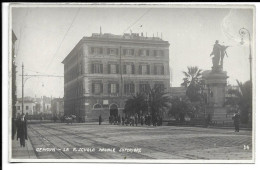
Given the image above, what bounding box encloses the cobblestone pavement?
[20,123,252,160]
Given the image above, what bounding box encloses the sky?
[11,4,254,98]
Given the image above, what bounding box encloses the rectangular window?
[124,84,135,94]
[92,83,103,94]
[140,84,150,93]
[155,65,164,75]
[126,65,132,74]
[26,106,29,110]
[126,49,134,56]
[142,65,147,75]
[141,49,146,56]
[17,106,20,110]
[111,84,117,94]
[109,49,116,55]
[110,64,117,74]
[92,63,103,74]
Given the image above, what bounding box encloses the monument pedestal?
[203,67,232,124]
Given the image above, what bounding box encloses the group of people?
[108,114,163,127]
[12,114,28,147]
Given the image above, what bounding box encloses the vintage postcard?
[9,3,255,163]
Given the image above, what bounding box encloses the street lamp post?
[239,27,252,84]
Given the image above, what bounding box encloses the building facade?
[62,32,170,122]
[15,101,36,116]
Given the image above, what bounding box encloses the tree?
[168,96,193,123]
[181,66,204,102]
[224,81,252,124]
[146,85,171,118]
[124,85,171,118]
[236,80,252,124]
[124,92,147,116]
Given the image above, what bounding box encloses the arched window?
[93,103,102,109]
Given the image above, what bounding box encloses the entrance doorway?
[110,104,118,117]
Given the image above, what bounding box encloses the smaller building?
[169,87,187,99]
[15,100,36,116]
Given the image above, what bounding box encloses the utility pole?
[22,63,24,115]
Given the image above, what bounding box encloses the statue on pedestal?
[210,40,229,71]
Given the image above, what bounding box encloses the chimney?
[141,32,143,37]
[100,26,102,35]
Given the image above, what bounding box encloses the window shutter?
[100,64,103,73]
[132,65,135,74]
[108,64,110,74]
[91,64,94,73]
[124,84,126,94]
[139,49,141,56]
[139,65,142,74]
[123,49,126,55]
[161,50,164,56]
[100,83,103,93]
[162,65,164,75]
[131,49,134,56]
[108,83,111,94]
[139,84,142,93]
[92,83,95,94]
[116,64,119,74]
[147,65,150,75]
[131,84,135,93]
[116,84,119,93]
[123,65,126,74]
[154,65,157,75]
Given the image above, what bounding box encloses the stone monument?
[202,40,232,124]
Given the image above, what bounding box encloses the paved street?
[16,123,252,160]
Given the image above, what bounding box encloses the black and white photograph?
[7,3,255,163]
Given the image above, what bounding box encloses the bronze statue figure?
[210,40,229,69]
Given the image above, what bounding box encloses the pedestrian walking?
[140,116,144,126]
[232,112,240,132]
[135,115,138,126]
[17,114,27,147]
[122,116,125,125]
[99,115,102,125]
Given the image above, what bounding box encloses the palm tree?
[181,66,202,88]
[168,96,193,123]
[236,80,252,124]
[146,85,171,118]
[124,92,147,116]
[181,66,203,102]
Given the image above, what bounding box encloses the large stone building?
[62,32,170,122]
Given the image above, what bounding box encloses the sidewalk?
[11,134,37,159]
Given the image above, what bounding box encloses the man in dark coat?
[17,114,27,147]
[232,113,240,132]
[12,117,17,140]
[99,115,102,125]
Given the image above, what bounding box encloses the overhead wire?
[123,8,152,34]
[32,8,80,97]
[44,8,81,72]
